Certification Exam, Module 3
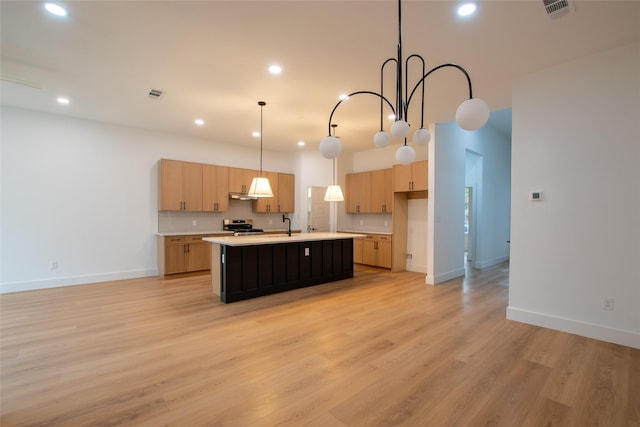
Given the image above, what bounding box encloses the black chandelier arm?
[327,90,396,135]
[380,58,397,130]
[405,54,426,128]
[405,63,475,117]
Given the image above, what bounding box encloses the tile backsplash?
[158,199,291,233]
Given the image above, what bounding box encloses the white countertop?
[156,229,296,237]
[203,232,364,247]
[155,230,231,236]
[338,230,393,236]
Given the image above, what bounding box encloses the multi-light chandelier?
[319,0,490,165]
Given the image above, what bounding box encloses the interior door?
[309,186,330,232]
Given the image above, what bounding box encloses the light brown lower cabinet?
[354,234,392,269]
[159,235,214,278]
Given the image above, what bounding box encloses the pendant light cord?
[258,101,266,177]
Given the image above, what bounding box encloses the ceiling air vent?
[543,0,574,19]
[148,88,164,100]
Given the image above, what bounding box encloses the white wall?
[508,42,640,349]
[0,107,294,292]
[427,115,512,284]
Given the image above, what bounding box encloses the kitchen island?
[203,233,363,303]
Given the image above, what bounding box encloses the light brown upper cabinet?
[370,168,393,213]
[159,159,203,211]
[203,164,229,212]
[346,172,372,213]
[392,160,428,192]
[277,173,295,213]
[346,168,392,214]
[228,167,258,194]
[254,172,295,213]
[253,171,278,212]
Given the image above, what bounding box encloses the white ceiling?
[1,1,639,153]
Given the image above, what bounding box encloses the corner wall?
[427,113,512,284]
[508,42,640,349]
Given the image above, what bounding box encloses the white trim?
[507,306,640,350]
[0,269,157,293]
[425,267,465,285]
[474,255,510,269]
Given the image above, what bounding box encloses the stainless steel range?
[223,219,264,236]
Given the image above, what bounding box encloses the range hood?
[228,192,257,201]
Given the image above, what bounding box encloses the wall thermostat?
[530,191,543,201]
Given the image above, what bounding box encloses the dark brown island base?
[203,233,364,303]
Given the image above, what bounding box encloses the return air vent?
[543,0,574,19]
[148,88,164,99]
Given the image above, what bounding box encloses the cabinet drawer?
[185,235,204,244]
[165,236,186,246]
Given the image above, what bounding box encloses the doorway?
[307,186,330,232]
[465,150,481,269]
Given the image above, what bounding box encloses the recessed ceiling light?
[44,2,67,17]
[252,131,260,137]
[56,97,70,105]
[297,141,305,147]
[194,119,204,126]
[268,65,282,74]
[457,3,476,17]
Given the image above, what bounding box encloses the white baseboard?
[406,263,427,274]
[425,267,465,285]
[474,255,509,269]
[507,306,640,350]
[0,269,158,293]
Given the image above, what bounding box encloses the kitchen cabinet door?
[203,164,229,212]
[186,241,210,272]
[392,160,428,192]
[161,235,211,276]
[164,236,187,274]
[277,173,295,213]
[359,234,392,268]
[253,172,295,213]
[228,167,258,193]
[353,238,364,264]
[370,169,392,213]
[345,172,371,213]
[158,159,203,211]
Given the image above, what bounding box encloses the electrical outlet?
[384,221,388,227]
[603,298,614,311]
[50,261,58,270]
[192,220,197,227]
[269,219,273,225]
[359,220,364,226]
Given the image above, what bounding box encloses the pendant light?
[248,101,274,198]
[319,0,490,164]
[325,124,344,202]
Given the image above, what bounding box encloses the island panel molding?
[205,233,363,303]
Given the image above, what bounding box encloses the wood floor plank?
[1,262,638,426]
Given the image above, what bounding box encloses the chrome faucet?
[282,214,291,236]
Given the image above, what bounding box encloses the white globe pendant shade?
[373,130,391,148]
[395,145,416,165]
[319,136,342,159]
[413,128,431,146]
[455,98,490,131]
[390,120,410,139]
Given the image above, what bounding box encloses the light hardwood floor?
[1,263,638,426]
